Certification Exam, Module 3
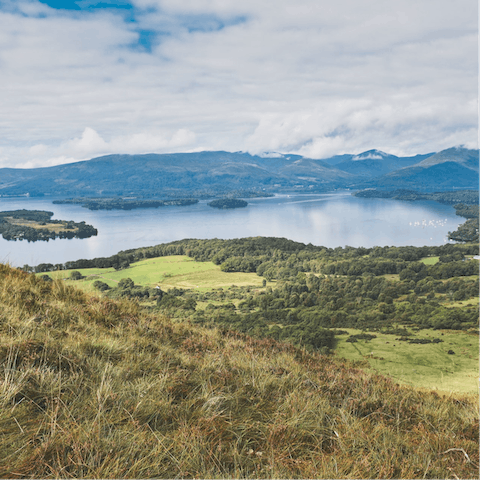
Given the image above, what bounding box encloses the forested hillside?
[31,238,479,354]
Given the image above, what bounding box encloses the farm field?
[42,255,267,292]
[335,328,479,394]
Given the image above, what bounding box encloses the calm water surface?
[0,193,462,267]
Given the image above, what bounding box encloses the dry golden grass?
[0,263,478,478]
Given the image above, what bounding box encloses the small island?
[207,199,248,209]
[53,198,199,210]
[0,210,97,242]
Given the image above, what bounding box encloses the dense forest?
[0,209,97,242]
[29,237,478,353]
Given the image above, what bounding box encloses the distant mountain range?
[0,147,477,198]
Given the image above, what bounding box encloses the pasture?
[42,255,266,292]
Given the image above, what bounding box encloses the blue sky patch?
[135,29,158,53]
[39,0,134,11]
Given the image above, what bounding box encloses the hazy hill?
[0,262,478,478]
[371,147,479,190]
[0,151,355,197]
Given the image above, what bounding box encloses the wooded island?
[0,209,97,241]
[53,197,199,210]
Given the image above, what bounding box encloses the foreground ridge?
[0,263,478,478]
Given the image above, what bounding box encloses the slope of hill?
[371,147,479,190]
[415,146,479,171]
[0,263,478,478]
[375,162,479,190]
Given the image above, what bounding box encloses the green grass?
[420,256,440,265]
[334,328,479,394]
[42,255,266,292]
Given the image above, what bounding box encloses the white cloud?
[1,127,197,168]
[0,0,477,168]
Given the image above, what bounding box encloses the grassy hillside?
[2,263,478,478]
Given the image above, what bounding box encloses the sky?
[0,0,477,168]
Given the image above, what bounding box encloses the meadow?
[46,255,266,293]
[334,328,478,394]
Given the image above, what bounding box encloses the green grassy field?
[43,255,267,292]
[334,328,479,394]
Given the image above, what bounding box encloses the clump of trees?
[98,277,164,301]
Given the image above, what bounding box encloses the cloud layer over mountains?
[0,0,477,168]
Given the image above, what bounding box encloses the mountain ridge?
[0,147,477,197]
